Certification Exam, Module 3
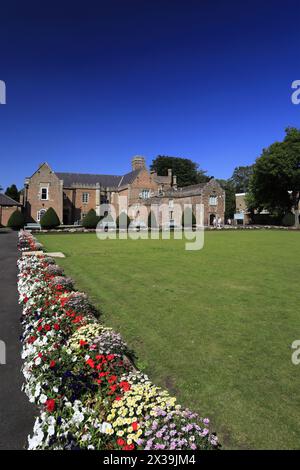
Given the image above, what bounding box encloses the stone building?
[0,193,22,226]
[23,157,225,227]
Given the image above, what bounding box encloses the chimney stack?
[132,155,146,171]
[172,175,177,190]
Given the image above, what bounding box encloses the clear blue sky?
[1,0,300,190]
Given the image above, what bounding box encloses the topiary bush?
[40,207,60,229]
[7,210,25,229]
[148,210,158,229]
[181,207,196,228]
[116,212,131,229]
[282,212,295,227]
[82,209,100,229]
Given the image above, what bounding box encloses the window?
[209,195,217,206]
[41,187,48,200]
[82,192,89,204]
[141,189,150,199]
[37,209,46,221]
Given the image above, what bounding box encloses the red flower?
[117,438,125,446]
[122,444,135,451]
[132,421,138,431]
[120,381,131,392]
[79,340,87,347]
[54,323,60,330]
[23,296,29,303]
[44,324,51,331]
[86,358,95,368]
[46,399,55,412]
[49,360,56,368]
[28,335,37,344]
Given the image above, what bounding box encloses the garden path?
[0,231,36,449]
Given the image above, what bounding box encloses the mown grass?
[37,230,300,449]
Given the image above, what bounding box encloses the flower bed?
[17,230,219,450]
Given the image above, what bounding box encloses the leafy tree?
[116,212,131,229]
[40,207,60,229]
[150,155,209,187]
[249,127,300,227]
[7,210,25,229]
[82,209,100,229]
[5,184,20,202]
[230,165,254,193]
[181,207,196,227]
[216,179,236,220]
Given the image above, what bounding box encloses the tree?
[148,210,158,228]
[249,127,300,227]
[150,156,210,187]
[230,165,254,193]
[7,210,25,229]
[5,184,20,202]
[40,207,60,229]
[82,209,100,229]
[216,179,236,220]
[116,212,131,229]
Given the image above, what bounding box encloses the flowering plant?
[18,231,219,451]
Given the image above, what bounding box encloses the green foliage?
[5,184,20,202]
[7,209,25,229]
[82,209,100,229]
[181,207,196,227]
[150,155,209,187]
[282,212,295,227]
[148,211,158,228]
[251,213,281,225]
[116,212,131,229]
[248,127,300,225]
[230,166,254,193]
[40,207,60,229]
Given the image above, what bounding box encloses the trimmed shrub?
[40,207,60,229]
[148,210,158,229]
[181,207,196,228]
[251,213,281,225]
[7,210,25,229]
[82,209,100,229]
[116,212,131,229]
[282,212,295,227]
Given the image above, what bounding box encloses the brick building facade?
[23,157,225,227]
[0,193,22,226]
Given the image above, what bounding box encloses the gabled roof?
[0,193,21,206]
[55,168,142,188]
[55,172,122,188]
[118,169,141,187]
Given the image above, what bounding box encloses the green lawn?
[37,231,300,449]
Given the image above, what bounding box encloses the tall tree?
[249,127,300,227]
[150,155,209,187]
[230,165,254,193]
[5,184,20,202]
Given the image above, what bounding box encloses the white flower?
[39,394,47,404]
